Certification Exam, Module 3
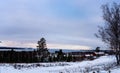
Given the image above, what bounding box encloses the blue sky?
[0,0,119,50]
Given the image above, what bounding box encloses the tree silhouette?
[95,47,100,52]
[96,3,120,65]
[37,37,49,62]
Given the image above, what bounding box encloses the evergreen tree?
[67,54,72,62]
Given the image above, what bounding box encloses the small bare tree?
[96,3,120,65]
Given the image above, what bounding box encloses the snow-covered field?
[0,55,119,73]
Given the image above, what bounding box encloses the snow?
[0,55,119,73]
[111,68,120,73]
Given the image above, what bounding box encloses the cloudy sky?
[0,0,119,50]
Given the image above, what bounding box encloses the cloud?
[47,43,90,50]
[0,0,118,50]
[0,40,90,50]
[0,40,37,48]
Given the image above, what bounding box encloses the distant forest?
[0,38,114,63]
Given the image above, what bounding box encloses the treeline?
[49,50,73,62]
[0,49,83,63]
[0,50,38,63]
[0,49,113,63]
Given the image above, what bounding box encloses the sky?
[0,0,119,50]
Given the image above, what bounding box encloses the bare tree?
[96,3,120,65]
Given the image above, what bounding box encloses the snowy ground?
[0,55,119,73]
